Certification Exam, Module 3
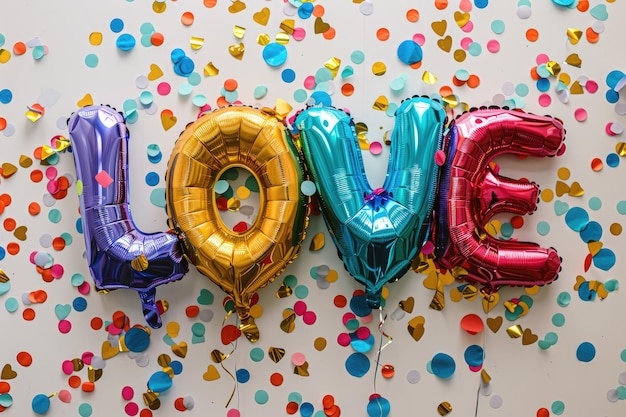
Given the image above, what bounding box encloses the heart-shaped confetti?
[13,225,27,241]
[281,309,296,333]
[228,43,245,60]
[294,361,309,376]
[172,342,188,358]
[268,347,285,363]
[555,181,570,196]
[253,7,270,26]
[554,200,569,216]
[486,316,503,333]
[1,364,17,379]
[522,328,538,345]
[101,341,120,360]
[314,17,331,34]
[407,316,425,342]
[398,297,415,313]
[437,36,453,53]
[568,181,584,197]
[589,4,608,21]
[1,162,17,178]
[569,81,584,95]
[221,324,241,345]
[160,110,177,131]
[54,304,71,320]
[565,53,582,68]
[196,289,213,305]
[228,0,246,13]
[454,11,470,28]
[202,365,220,381]
[147,63,163,81]
[76,93,93,108]
[431,20,447,36]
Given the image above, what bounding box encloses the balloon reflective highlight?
[67,105,188,329]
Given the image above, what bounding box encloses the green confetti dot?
[48,208,62,223]
[552,313,565,327]
[245,175,259,192]
[551,400,565,415]
[222,167,239,181]
[284,274,298,287]
[250,347,264,362]
[254,390,269,405]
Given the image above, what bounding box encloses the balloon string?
[216,310,238,408]
[474,310,489,417]
[373,307,392,394]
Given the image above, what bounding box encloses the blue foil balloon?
[67,105,188,328]
[296,97,445,308]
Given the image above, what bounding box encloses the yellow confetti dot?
[557,167,570,180]
[610,223,622,236]
[325,269,338,283]
[166,321,180,338]
[152,0,167,13]
[525,285,540,295]
[249,304,263,318]
[371,61,387,76]
[89,32,103,46]
[540,188,554,203]
[0,49,12,64]
[453,49,467,62]
[236,185,251,200]
[381,286,389,300]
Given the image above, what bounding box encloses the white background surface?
[1,1,626,416]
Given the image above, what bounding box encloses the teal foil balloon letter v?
[296,97,445,308]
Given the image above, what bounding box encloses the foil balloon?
[166,106,309,342]
[433,108,566,292]
[295,97,445,308]
[67,105,188,329]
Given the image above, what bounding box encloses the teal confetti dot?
[0,281,10,296]
[192,94,207,107]
[576,342,596,362]
[604,279,619,292]
[78,403,93,417]
[61,232,72,245]
[110,18,124,33]
[314,67,333,83]
[215,180,229,194]
[491,19,505,34]
[48,209,62,223]
[500,222,514,237]
[621,349,626,362]
[350,50,365,64]
[188,72,202,86]
[262,43,287,67]
[140,22,155,35]
[551,400,565,415]
[150,188,166,208]
[593,248,616,271]
[544,332,558,345]
[178,83,193,96]
[254,390,269,404]
[467,42,482,56]
[588,197,602,211]
[191,322,205,337]
[341,65,354,79]
[293,89,308,103]
[140,35,152,47]
[431,353,456,378]
[294,285,309,299]
[557,291,571,307]
[254,85,268,99]
[345,352,370,377]
[552,313,565,327]
[616,200,626,214]
[284,274,298,287]
[250,347,264,362]
[223,90,238,103]
[5,297,18,312]
[617,386,626,400]
[84,54,98,68]
[71,273,85,287]
[139,91,154,106]
[537,221,550,236]
[515,83,529,97]
[0,393,13,408]
[564,207,589,231]
[288,392,302,405]
[0,33,4,47]
[310,91,331,106]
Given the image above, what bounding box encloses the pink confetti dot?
[459,0,472,11]
[292,27,306,41]
[486,39,500,53]
[77,281,91,294]
[585,80,598,93]
[360,313,374,324]
[58,319,72,334]
[460,37,473,50]
[536,53,550,65]
[469,364,482,372]
[342,312,356,326]
[226,409,241,417]
[574,108,588,122]
[124,402,139,416]
[45,166,58,180]
[412,33,425,46]
[122,386,134,400]
[303,75,316,90]
[157,82,171,96]
[461,20,474,33]
[356,326,371,340]
[337,332,351,346]
[421,240,435,255]
[62,360,74,375]
[81,351,94,365]
[302,310,316,325]
[538,93,552,107]
[434,150,446,166]
[291,352,306,366]
[58,389,71,403]
[294,300,307,316]
[369,141,383,155]
[47,179,59,193]
[50,264,64,279]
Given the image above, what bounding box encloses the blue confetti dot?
[0,246,5,261]
[236,368,250,383]
[300,402,315,417]
[171,48,185,63]
[109,18,124,33]
[262,43,288,67]
[76,217,83,234]
[281,68,296,83]
[464,345,484,367]
[577,281,595,301]
[579,220,602,242]
[145,172,160,186]
[32,394,51,415]
[72,297,87,312]
[431,353,456,378]
[345,352,370,377]
[297,2,314,19]
[397,40,423,65]
[116,34,136,51]
[606,70,626,89]
[606,89,620,104]
[350,294,372,317]
[606,153,620,167]
[576,341,596,362]
[147,371,173,393]
[170,360,183,375]
[475,0,489,8]
[124,327,151,352]
[564,207,589,232]
[0,89,13,104]
[367,396,391,417]
[310,91,332,107]
[593,248,616,271]
[175,56,195,76]
[551,0,574,6]
[536,78,551,92]
[350,332,375,353]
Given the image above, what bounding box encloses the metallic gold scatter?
[481,291,499,313]
[324,57,341,78]
[101,341,120,359]
[280,309,296,333]
[422,71,438,84]
[143,391,160,409]
[256,33,271,46]
[506,324,523,338]
[371,62,387,76]
[372,96,389,111]
[309,232,325,251]
[565,53,582,67]
[87,366,103,383]
[157,354,171,367]
[228,43,245,59]
[294,362,309,376]
[172,342,188,358]
[437,401,453,416]
[555,181,570,196]
[522,328,538,345]
[0,269,9,283]
[252,7,270,25]
[486,316,503,333]
[276,282,293,298]
[398,297,414,313]
[233,25,246,39]
[568,181,584,197]
[570,81,584,94]
[131,254,149,272]
[407,316,426,342]
[228,0,246,13]
[546,61,561,76]
[616,142,626,156]
[453,49,467,62]
[276,32,290,45]
[210,349,228,364]
[268,347,285,363]
[280,19,295,34]
[190,37,205,50]
[314,17,331,34]
[152,1,166,13]
[567,28,583,45]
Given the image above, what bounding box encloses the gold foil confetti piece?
[407,316,426,342]
[314,17,331,34]
[157,354,171,367]
[152,1,166,13]
[565,53,582,68]
[481,291,499,313]
[616,142,626,156]
[449,287,463,302]
[228,0,246,13]
[190,36,205,50]
[0,269,9,283]
[567,28,583,45]
[227,197,240,211]
[454,10,470,27]
[453,49,467,62]
[118,335,130,352]
[357,132,370,150]
[462,284,477,301]
[545,61,561,76]
[280,309,296,333]
[211,349,228,364]
[487,316,503,333]
[568,181,584,197]
[228,43,245,60]
[280,19,295,34]
[19,154,33,168]
[1,364,17,379]
[158,300,168,314]
[239,316,259,343]
[275,98,292,117]
[275,282,293,298]
[437,401,453,416]
[569,80,584,94]
[40,145,57,161]
[314,337,327,351]
[431,20,447,36]
[87,366,103,383]
[172,342,188,358]
[131,254,149,271]
[430,286,445,311]
[268,347,285,363]
[309,232,325,251]
[558,72,571,86]
[399,297,415,313]
[162,366,174,378]
[143,390,160,409]
[202,364,220,381]
[481,369,491,384]
[54,136,71,151]
[522,328,538,345]
[252,7,270,25]
[437,36,453,52]
[101,340,120,359]
[518,301,530,317]
[256,33,271,46]
[555,181,570,196]
[294,361,309,376]
[588,241,603,256]
[203,62,219,76]
[442,94,459,107]
[525,285,540,295]
[506,324,523,338]
[71,358,85,372]
[371,62,387,76]
[503,300,517,314]
[324,57,341,78]
[276,32,290,45]
[372,95,389,111]
[422,71,438,84]
[233,25,246,39]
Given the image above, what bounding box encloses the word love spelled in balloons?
[68,98,565,332]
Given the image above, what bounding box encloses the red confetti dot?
[185,305,200,318]
[139,409,153,417]
[333,295,347,308]
[269,372,283,386]
[537,408,550,417]
[286,401,299,414]
[0,381,10,394]
[174,397,187,411]
[22,308,36,321]
[68,375,81,388]
[16,351,32,367]
[510,215,524,229]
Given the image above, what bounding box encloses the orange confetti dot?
[585,27,599,43]
[322,26,336,40]
[439,85,454,97]
[3,218,16,232]
[0,202,4,215]
[181,11,195,26]
[576,0,589,12]
[7,242,20,255]
[82,382,95,392]
[90,317,103,330]
[13,41,26,55]
[223,78,238,91]
[150,32,165,46]
[467,74,480,88]
[434,0,448,10]
[33,146,43,160]
[530,66,540,81]
[216,96,230,107]
[112,311,129,329]
[0,381,10,393]
[286,402,299,414]
[28,202,41,215]
[406,9,420,22]
[0,193,11,206]
[39,267,54,283]
[591,157,603,171]
[409,61,422,70]
[341,83,354,96]
[68,375,81,388]
[140,409,154,417]
[269,372,284,386]
[510,215,525,229]
[52,237,66,251]
[23,308,36,321]
[536,408,550,417]
[526,28,539,42]
[0,117,6,130]
[30,290,48,303]
[376,28,390,41]
[30,169,44,183]
[312,5,325,17]
[17,351,33,367]
[185,305,200,318]
[452,76,465,86]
